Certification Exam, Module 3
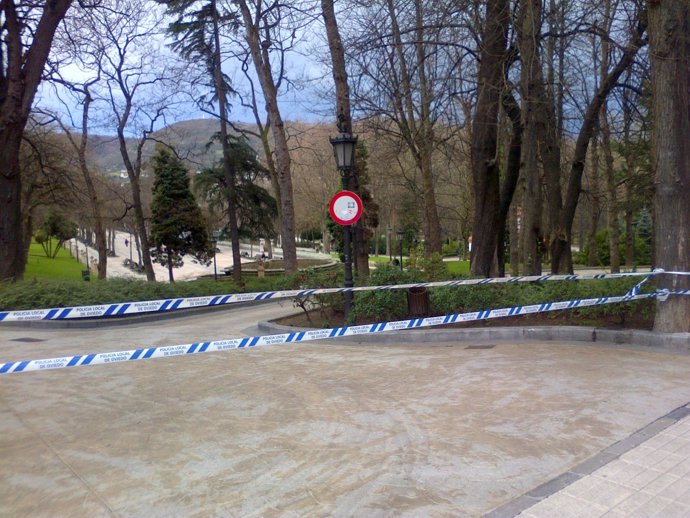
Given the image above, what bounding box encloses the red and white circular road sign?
[329,190,363,226]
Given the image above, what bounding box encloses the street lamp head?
[329,132,358,171]
[396,229,404,242]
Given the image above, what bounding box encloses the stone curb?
[257,315,690,353]
[0,300,271,329]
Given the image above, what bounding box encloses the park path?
[68,232,330,282]
[1,301,689,517]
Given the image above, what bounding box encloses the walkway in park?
[68,232,331,282]
[1,301,689,516]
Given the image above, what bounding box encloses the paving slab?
[512,408,690,518]
[1,307,690,517]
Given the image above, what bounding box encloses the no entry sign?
[329,190,363,226]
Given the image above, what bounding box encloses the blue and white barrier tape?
[3,289,688,375]
[0,271,677,323]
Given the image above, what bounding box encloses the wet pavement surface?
[1,304,689,517]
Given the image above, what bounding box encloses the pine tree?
[150,148,211,282]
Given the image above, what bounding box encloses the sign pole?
[341,176,354,320]
[328,189,363,323]
[329,129,359,323]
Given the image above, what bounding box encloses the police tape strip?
[0,271,678,323]
[2,289,688,375]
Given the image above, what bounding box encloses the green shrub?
[348,263,425,324]
[429,277,653,322]
[442,240,460,257]
[575,229,651,267]
[420,252,448,281]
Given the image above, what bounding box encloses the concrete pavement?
[1,303,690,517]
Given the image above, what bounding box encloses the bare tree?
[232,0,303,273]
[79,0,184,281]
[345,0,465,256]
[43,15,112,279]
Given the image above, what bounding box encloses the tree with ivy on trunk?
[150,148,211,282]
[647,0,690,332]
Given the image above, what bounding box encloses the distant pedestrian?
[124,239,129,247]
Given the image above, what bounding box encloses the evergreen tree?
[150,148,211,282]
[194,138,278,244]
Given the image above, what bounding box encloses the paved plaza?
[1,303,689,517]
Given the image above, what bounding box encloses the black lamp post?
[397,229,404,272]
[329,131,358,321]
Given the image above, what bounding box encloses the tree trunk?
[587,134,601,267]
[323,0,371,279]
[127,169,155,281]
[236,0,298,274]
[470,0,509,277]
[0,0,74,281]
[383,0,441,256]
[518,0,543,275]
[166,245,175,282]
[599,0,620,273]
[602,112,620,272]
[622,91,635,270]
[509,194,520,276]
[624,166,635,269]
[69,87,108,280]
[414,0,441,256]
[0,127,24,281]
[648,1,690,332]
[497,91,522,277]
[211,0,243,285]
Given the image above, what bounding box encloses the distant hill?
[87,118,263,175]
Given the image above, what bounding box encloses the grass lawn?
[24,241,85,281]
[444,260,471,275]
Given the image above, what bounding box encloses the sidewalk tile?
[650,452,684,472]
[607,491,655,514]
[651,500,690,518]
[656,477,690,501]
[564,478,635,509]
[625,495,673,516]
[595,459,646,483]
[623,467,664,490]
[619,445,656,466]
[524,493,608,518]
[640,471,681,496]
[668,458,690,478]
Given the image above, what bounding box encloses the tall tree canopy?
[194,137,278,241]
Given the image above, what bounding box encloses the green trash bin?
[81,269,91,282]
